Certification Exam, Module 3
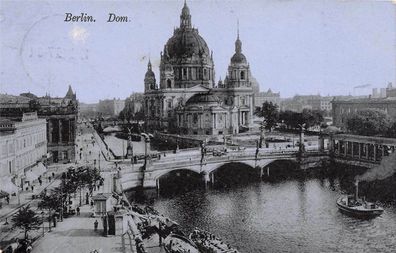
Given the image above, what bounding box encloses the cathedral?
[143,2,257,135]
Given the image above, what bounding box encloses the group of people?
[190,229,239,253]
[3,238,32,253]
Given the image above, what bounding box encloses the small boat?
[189,228,240,253]
[164,233,199,253]
[337,180,384,219]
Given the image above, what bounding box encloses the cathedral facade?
[143,2,256,135]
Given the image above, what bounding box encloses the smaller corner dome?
[145,69,155,78]
[231,53,247,64]
[186,92,220,105]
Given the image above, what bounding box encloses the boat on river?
[337,180,384,219]
[164,233,199,253]
[189,228,240,253]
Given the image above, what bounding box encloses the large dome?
[165,29,210,59]
[186,92,220,105]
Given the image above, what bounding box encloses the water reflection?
[130,166,396,252]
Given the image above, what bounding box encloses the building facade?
[143,2,255,135]
[332,83,396,128]
[0,86,78,163]
[0,112,47,193]
[97,98,125,117]
[255,89,281,108]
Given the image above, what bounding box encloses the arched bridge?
[119,147,329,191]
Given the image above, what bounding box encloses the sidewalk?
[31,205,123,253]
[0,163,72,221]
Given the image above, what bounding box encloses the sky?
[0,0,395,103]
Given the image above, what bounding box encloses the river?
[142,165,396,253]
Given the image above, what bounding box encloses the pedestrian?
[76,206,80,216]
[94,219,98,231]
[48,176,51,182]
[31,185,34,192]
[52,172,55,178]
[6,195,10,204]
[39,179,42,186]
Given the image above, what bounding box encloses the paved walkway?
[31,205,123,253]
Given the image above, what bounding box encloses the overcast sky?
[0,0,395,103]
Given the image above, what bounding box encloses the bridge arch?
[260,159,299,169]
[152,167,201,181]
[206,161,256,175]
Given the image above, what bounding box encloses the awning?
[0,177,19,195]
[25,162,47,182]
[35,162,47,175]
[25,170,39,182]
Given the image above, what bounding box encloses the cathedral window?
[188,68,192,80]
[240,71,245,80]
[167,79,172,88]
[203,69,207,80]
[193,114,198,124]
[168,100,172,109]
[182,68,187,79]
[199,68,203,79]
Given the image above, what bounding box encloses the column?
[366,144,369,159]
[337,141,341,155]
[358,143,362,159]
[69,119,72,143]
[344,141,347,156]
[48,120,53,143]
[319,136,325,152]
[351,142,354,157]
[373,144,377,161]
[59,119,63,143]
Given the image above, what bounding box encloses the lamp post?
[298,123,306,154]
[41,211,45,237]
[141,133,151,169]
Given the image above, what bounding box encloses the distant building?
[0,112,47,193]
[386,82,396,98]
[79,102,98,115]
[255,89,281,108]
[332,83,396,128]
[281,95,334,112]
[0,85,78,163]
[124,92,144,114]
[97,98,125,116]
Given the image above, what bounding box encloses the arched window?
[240,71,245,80]
[167,79,172,88]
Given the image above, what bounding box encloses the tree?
[39,193,61,229]
[345,109,392,136]
[301,109,324,128]
[387,121,396,138]
[255,101,279,131]
[279,110,304,129]
[12,205,42,239]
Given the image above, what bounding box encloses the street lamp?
[141,133,151,169]
[298,123,306,154]
[41,211,45,236]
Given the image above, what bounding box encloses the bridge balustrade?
[331,134,396,164]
